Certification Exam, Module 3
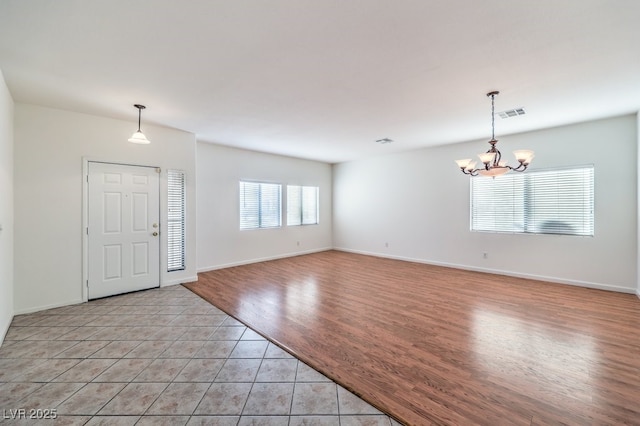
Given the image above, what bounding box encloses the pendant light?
[128,104,150,144]
[456,91,533,177]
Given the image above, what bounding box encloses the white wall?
[0,70,14,343]
[638,112,640,299]
[197,142,332,271]
[334,115,637,293]
[14,104,197,314]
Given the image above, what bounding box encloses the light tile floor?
[0,285,402,425]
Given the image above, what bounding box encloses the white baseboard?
[333,247,637,294]
[13,278,199,317]
[197,247,332,273]
[14,298,85,316]
[0,315,12,347]
[162,276,198,287]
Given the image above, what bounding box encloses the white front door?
[88,162,160,299]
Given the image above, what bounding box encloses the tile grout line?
[3,286,399,425]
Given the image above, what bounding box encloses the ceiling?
[1,1,639,164]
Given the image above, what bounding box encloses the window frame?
[167,169,186,272]
[239,180,283,230]
[286,185,320,226]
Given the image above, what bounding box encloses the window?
[240,181,282,229]
[471,165,594,236]
[167,169,186,271]
[287,185,319,226]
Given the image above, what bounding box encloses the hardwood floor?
[185,250,640,425]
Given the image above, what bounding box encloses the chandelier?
[455,91,534,177]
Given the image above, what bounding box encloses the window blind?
[240,181,282,229]
[167,170,186,271]
[287,185,319,226]
[471,165,594,236]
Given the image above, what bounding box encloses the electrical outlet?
[483,252,488,259]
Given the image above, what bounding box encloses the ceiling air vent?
[375,138,393,144]
[497,108,526,119]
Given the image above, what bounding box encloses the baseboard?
[333,247,637,294]
[13,278,200,316]
[197,247,333,273]
[14,298,85,316]
[163,276,198,286]
[636,288,640,300]
[0,314,12,347]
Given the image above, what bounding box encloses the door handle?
[152,232,158,237]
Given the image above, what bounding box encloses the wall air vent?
[375,138,393,144]
[497,108,526,119]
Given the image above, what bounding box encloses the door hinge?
[86,227,89,235]
[156,167,161,173]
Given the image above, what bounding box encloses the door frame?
[82,158,162,302]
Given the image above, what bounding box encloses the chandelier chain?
[490,93,495,140]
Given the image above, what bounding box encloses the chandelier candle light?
[456,91,534,177]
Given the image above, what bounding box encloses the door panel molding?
[82,160,161,301]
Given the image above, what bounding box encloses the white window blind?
[287,186,319,226]
[167,170,186,271]
[471,165,594,236]
[240,181,282,230]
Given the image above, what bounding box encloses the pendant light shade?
[128,130,150,144]
[128,104,150,144]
